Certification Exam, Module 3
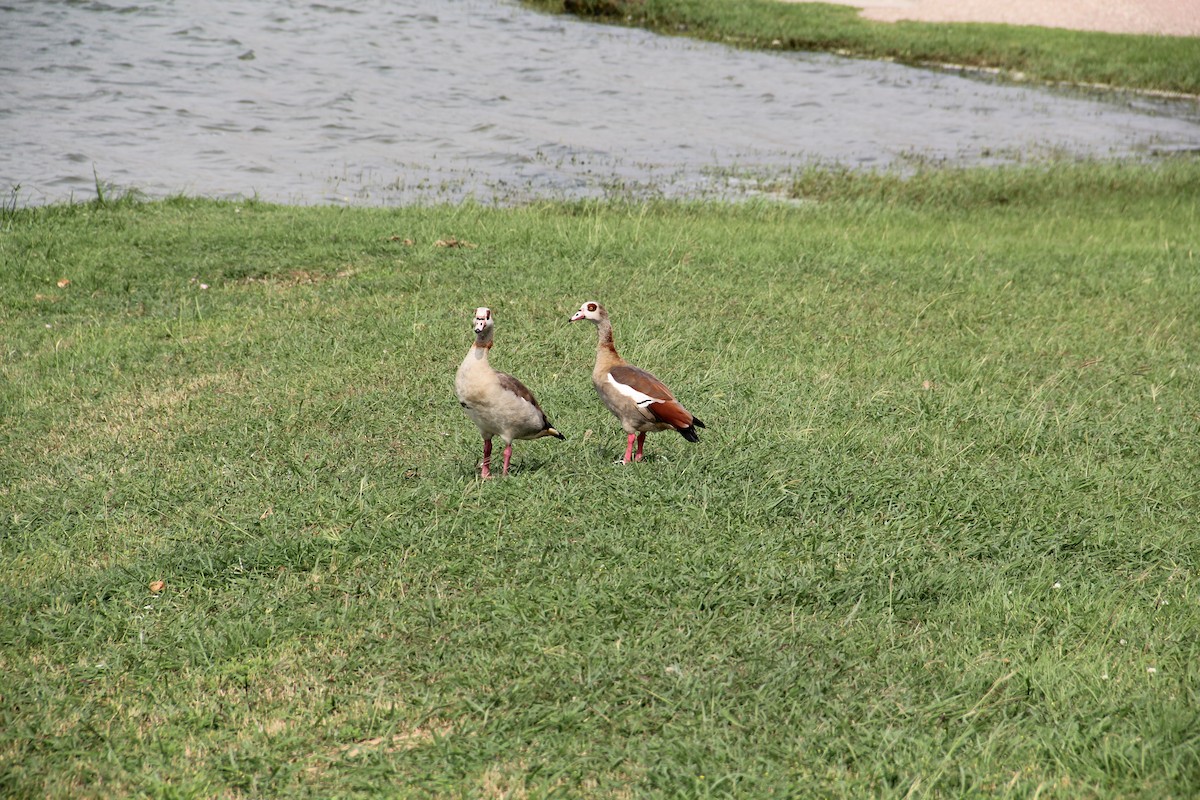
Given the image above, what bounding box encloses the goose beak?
[569,311,585,322]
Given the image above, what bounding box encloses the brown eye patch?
[587,303,597,312]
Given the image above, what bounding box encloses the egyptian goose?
[569,300,704,463]
[455,307,564,478]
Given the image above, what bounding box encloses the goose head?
[569,300,606,323]
[473,307,493,333]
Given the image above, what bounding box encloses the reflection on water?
[2,0,1197,206]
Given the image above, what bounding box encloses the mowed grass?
[527,0,1200,95]
[2,160,1200,797]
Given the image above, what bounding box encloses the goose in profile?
[569,300,704,464]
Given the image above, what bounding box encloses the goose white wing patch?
[607,373,661,409]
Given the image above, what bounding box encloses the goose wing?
[607,365,695,430]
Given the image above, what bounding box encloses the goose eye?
[587,303,597,312]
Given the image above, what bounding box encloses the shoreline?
[774,0,1200,38]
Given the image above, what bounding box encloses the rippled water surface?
[3,0,1198,205]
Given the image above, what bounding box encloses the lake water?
[3,0,1198,206]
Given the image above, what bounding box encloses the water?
[2,0,1197,206]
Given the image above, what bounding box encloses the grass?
[2,159,1200,797]
[524,0,1200,96]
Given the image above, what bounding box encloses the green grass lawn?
[2,160,1199,797]
[526,0,1200,95]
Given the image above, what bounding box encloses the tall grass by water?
[2,160,1199,797]
[529,0,1200,95]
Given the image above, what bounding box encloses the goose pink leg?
[622,433,636,464]
[502,443,514,476]
[635,432,646,462]
[481,438,493,479]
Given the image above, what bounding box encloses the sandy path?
[775,0,1200,37]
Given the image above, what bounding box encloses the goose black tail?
[677,422,702,443]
